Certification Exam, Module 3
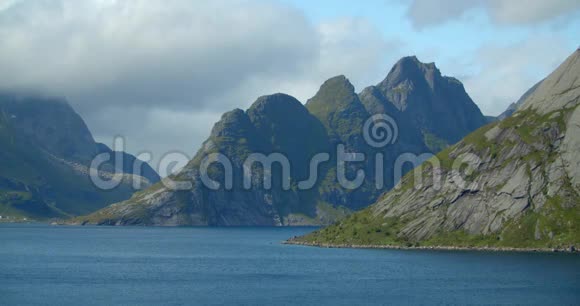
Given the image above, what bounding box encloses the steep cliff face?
[76,56,488,226]
[307,75,429,210]
[375,56,487,147]
[0,92,159,219]
[306,75,369,146]
[297,49,579,249]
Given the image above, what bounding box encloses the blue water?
[0,224,578,305]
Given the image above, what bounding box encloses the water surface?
[0,224,578,305]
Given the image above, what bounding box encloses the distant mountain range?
[292,49,580,250]
[75,56,489,226]
[0,93,159,220]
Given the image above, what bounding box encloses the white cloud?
[488,0,580,24]
[0,0,318,110]
[317,17,400,89]
[4,0,572,167]
[406,0,476,29]
[259,17,401,102]
[92,106,222,167]
[0,0,398,164]
[406,0,580,29]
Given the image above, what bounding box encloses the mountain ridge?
[72,55,488,226]
[292,49,580,249]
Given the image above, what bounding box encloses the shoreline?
[283,239,578,254]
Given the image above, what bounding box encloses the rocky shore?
[283,238,578,254]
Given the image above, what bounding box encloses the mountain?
[74,56,487,226]
[372,56,487,149]
[0,92,160,220]
[306,75,428,211]
[293,49,579,249]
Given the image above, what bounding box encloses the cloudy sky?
[0,0,579,168]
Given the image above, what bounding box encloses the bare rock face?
[561,106,580,193]
[521,49,580,114]
[375,56,487,145]
[298,49,579,249]
[373,107,574,243]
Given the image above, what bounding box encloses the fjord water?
[0,224,578,305]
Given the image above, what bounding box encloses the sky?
[0,0,579,168]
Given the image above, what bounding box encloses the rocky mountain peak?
[306,75,358,110]
[209,108,254,139]
[247,93,329,169]
[320,75,355,91]
[379,56,441,99]
[371,56,486,145]
[248,93,308,120]
[306,75,368,145]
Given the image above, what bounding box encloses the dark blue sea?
[0,224,578,305]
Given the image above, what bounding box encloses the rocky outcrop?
[521,50,580,114]
[296,49,579,249]
[561,106,580,193]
